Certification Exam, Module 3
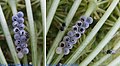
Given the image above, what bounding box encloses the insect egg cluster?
[12,11,29,58]
[56,16,93,55]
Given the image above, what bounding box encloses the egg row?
[12,11,29,58]
[56,16,93,55]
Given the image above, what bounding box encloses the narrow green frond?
[107,55,120,66]
[46,0,60,34]
[0,5,20,64]
[0,47,7,65]
[40,0,46,66]
[8,0,17,14]
[24,0,37,66]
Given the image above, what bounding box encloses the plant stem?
[97,8,117,22]
[8,0,17,15]
[114,6,120,17]
[92,54,111,66]
[40,0,46,66]
[110,15,117,21]
[84,0,97,17]
[113,40,120,50]
[107,55,120,66]
[46,0,82,64]
[0,5,20,64]
[97,7,105,13]
[46,0,60,34]
[94,11,100,19]
[38,47,42,66]
[79,15,120,66]
[0,47,7,66]
[65,0,118,64]
[22,55,28,66]
[119,3,120,9]
[92,39,120,66]
[24,0,37,66]
[51,54,64,64]
[97,0,108,5]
